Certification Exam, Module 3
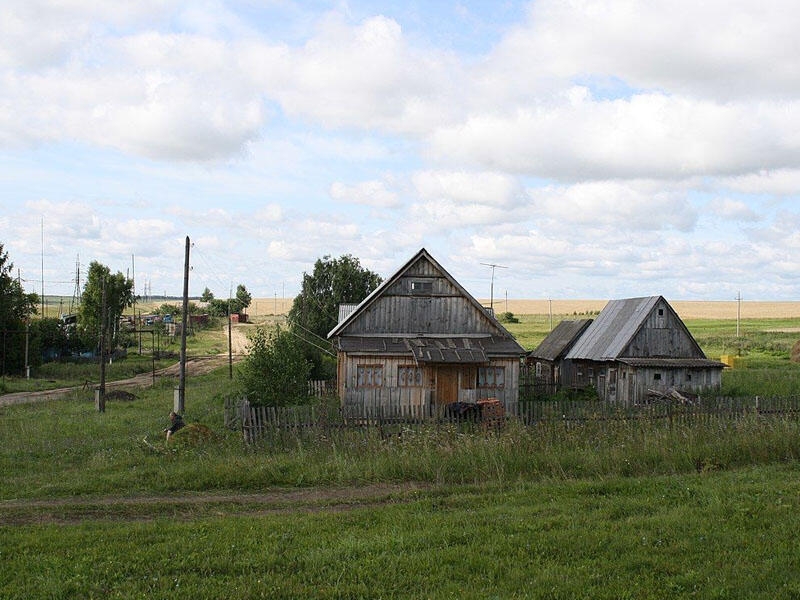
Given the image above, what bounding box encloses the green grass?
[4,316,800,598]
[3,466,800,598]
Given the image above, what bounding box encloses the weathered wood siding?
[623,298,704,358]
[343,256,503,336]
[620,365,723,405]
[339,354,519,408]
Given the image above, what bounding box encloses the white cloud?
[531,181,697,232]
[330,180,400,208]
[430,93,800,180]
[412,170,522,207]
[706,199,760,222]
[722,169,800,196]
[487,0,800,103]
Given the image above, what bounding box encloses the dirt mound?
[791,340,800,363]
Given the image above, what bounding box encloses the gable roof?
[327,248,521,353]
[565,296,705,361]
[529,319,593,361]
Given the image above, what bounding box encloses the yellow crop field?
[246,297,800,320]
[476,299,800,320]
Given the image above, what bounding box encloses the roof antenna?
[480,262,507,312]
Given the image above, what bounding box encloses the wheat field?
[244,297,800,320]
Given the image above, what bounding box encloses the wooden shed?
[327,248,525,415]
[527,319,593,392]
[563,296,725,404]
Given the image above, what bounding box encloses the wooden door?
[436,367,459,407]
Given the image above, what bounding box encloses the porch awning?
[404,337,488,364]
[335,334,523,362]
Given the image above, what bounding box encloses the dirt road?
[0,482,431,525]
[0,326,251,408]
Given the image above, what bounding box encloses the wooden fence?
[225,395,800,443]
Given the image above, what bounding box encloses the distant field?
[46,295,799,320]
[241,298,800,320]
[476,299,800,320]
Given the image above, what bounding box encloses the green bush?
[236,324,312,406]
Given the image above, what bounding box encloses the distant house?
[562,296,725,404]
[327,248,526,414]
[527,319,593,391]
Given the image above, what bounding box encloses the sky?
[2,0,800,304]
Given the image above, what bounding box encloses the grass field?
[4,310,800,598]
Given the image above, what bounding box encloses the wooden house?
[527,319,593,391]
[327,248,526,414]
[563,296,725,404]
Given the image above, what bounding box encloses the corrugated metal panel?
[529,319,592,361]
[566,297,660,360]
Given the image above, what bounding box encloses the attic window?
[411,280,433,295]
[658,308,664,316]
[654,373,662,381]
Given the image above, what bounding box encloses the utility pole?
[228,284,233,380]
[480,262,508,312]
[177,236,190,414]
[40,217,45,317]
[96,278,107,413]
[18,269,30,378]
[736,291,742,338]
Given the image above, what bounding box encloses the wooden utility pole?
[177,236,190,413]
[736,291,742,338]
[228,285,233,380]
[97,278,107,413]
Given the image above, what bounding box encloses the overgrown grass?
[3,364,800,499]
[4,466,800,598]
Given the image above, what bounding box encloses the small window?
[588,367,594,378]
[398,365,423,387]
[356,365,384,388]
[686,373,692,382]
[411,280,433,294]
[658,308,664,316]
[478,366,505,388]
[535,362,542,377]
[654,373,662,381]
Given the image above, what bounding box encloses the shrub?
[236,325,312,407]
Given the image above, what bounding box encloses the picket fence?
[224,394,800,444]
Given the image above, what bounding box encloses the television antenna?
[480,262,507,312]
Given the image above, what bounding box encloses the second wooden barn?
[563,296,725,404]
[328,248,525,416]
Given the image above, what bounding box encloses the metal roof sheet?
[566,297,661,360]
[529,319,593,361]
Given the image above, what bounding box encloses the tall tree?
[200,287,214,302]
[78,261,135,349]
[0,243,39,374]
[288,254,381,379]
[235,284,252,312]
[289,254,382,341]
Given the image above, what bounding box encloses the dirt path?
[0,482,432,525]
[0,327,251,408]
